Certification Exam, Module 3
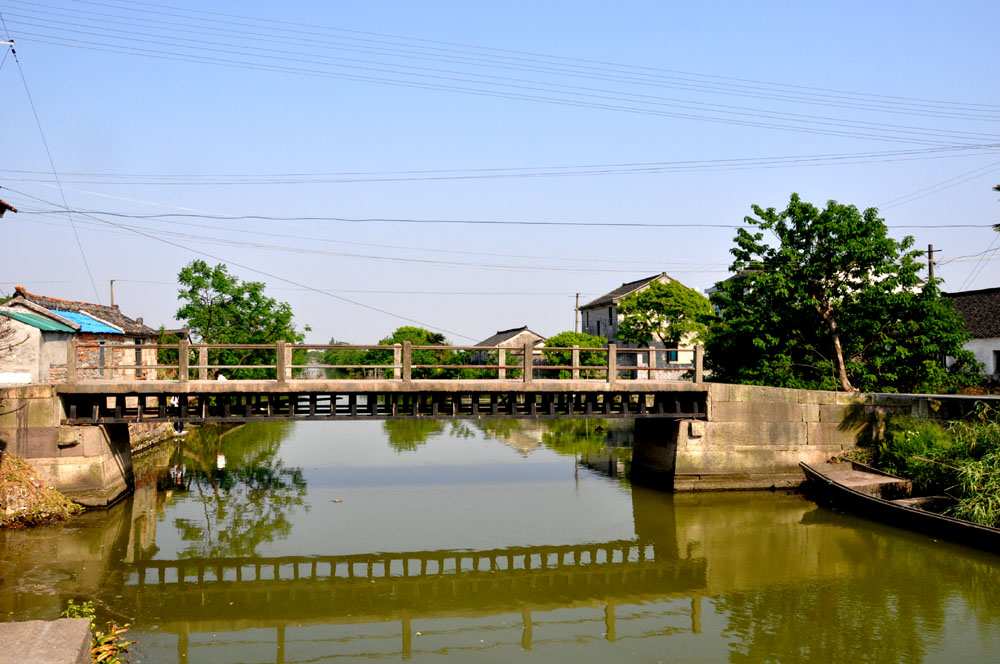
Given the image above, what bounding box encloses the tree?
[322,338,366,378]
[542,331,608,379]
[616,279,715,347]
[175,261,307,378]
[706,194,979,393]
[365,326,452,378]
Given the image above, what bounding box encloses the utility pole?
[109,279,115,307]
[574,293,580,332]
[927,244,938,282]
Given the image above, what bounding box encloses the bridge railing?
[64,339,703,384]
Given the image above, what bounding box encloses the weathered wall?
[0,385,137,506]
[0,320,42,383]
[635,384,931,491]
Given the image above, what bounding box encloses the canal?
[2,419,999,662]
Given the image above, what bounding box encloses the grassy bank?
[0,453,83,528]
[866,404,1000,527]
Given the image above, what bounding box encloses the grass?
[0,453,83,528]
[869,404,1000,527]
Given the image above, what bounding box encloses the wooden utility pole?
[574,293,580,332]
[927,244,938,282]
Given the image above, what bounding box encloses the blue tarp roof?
[51,309,123,334]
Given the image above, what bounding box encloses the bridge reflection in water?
[124,538,706,661]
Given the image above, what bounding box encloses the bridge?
[57,339,709,424]
[117,539,707,662]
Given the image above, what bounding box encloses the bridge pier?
[0,385,135,506]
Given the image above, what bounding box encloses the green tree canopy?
[706,194,979,393]
[366,326,452,378]
[542,331,608,379]
[616,279,715,347]
[175,261,307,378]
[323,338,366,378]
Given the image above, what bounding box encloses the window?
[993,350,1000,375]
[667,350,678,363]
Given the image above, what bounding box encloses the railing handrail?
[63,339,704,385]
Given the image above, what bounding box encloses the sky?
[2,0,998,344]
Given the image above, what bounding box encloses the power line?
[14,206,996,230]
[3,144,999,185]
[2,189,480,341]
[0,10,102,303]
[3,5,996,146]
[29,0,1000,115]
[879,160,1000,210]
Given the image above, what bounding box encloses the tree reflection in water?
[159,422,306,558]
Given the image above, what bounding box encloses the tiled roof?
[476,326,545,347]
[11,286,157,337]
[944,287,1000,338]
[52,310,124,335]
[0,309,76,333]
[580,273,673,310]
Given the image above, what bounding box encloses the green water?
[2,419,999,663]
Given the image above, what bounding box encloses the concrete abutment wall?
[0,385,147,506]
[634,384,947,491]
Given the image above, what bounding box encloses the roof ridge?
[14,285,118,309]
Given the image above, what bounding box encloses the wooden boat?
[799,461,1000,553]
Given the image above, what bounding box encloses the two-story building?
[579,273,697,378]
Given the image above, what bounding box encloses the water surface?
[1,418,998,663]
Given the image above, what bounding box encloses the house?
[579,272,695,376]
[2,287,159,382]
[0,305,77,383]
[944,287,1000,378]
[472,326,545,364]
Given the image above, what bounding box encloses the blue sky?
[2,1,998,343]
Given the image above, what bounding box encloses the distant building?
[580,273,696,378]
[945,287,1000,378]
[2,287,159,382]
[472,326,545,365]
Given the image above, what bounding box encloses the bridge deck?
[58,380,709,423]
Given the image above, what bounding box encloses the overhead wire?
[0,10,102,303]
[4,144,1000,186]
[4,7,998,143]
[2,2,997,146]
[32,0,1000,115]
[878,160,1000,210]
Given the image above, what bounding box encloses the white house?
[579,273,697,377]
[945,287,1000,378]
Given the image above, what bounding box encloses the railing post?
[276,340,287,384]
[402,341,412,383]
[498,348,506,380]
[572,346,580,380]
[66,337,78,384]
[648,346,656,380]
[607,343,617,384]
[522,342,532,383]
[198,346,208,380]
[178,340,189,383]
[393,344,402,380]
[694,345,704,383]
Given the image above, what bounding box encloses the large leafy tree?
[706,194,979,393]
[365,326,452,378]
[542,331,608,379]
[617,279,715,347]
[176,261,307,378]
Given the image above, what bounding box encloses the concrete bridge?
[3,339,994,505]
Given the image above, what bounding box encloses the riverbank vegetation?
[61,600,136,664]
[865,405,1000,527]
[0,453,82,528]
